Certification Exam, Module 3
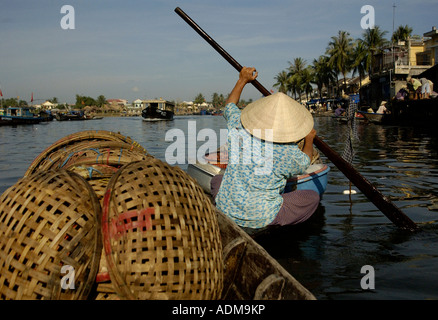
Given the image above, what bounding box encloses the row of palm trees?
[274,25,413,103]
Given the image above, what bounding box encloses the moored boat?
[39,110,54,122]
[55,110,87,121]
[0,106,43,125]
[332,112,366,123]
[141,99,174,121]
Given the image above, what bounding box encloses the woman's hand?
[239,66,258,84]
[226,66,258,105]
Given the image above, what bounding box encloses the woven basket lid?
[0,170,102,300]
[25,133,152,204]
[240,92,314,142]
[102,158,223,300]
[25,130,148,177]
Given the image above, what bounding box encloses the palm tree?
[351,39,368,104]
[301,66,314,102]
[312,55,335,101]
[392,25,413,43]
[287,57,307,102]
[96,95,107,108]
[273,70,290,94]
[326,30,354,95]
[361,26,388,76]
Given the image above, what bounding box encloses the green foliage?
[211,92,226,110]
[193,93,205,105]
[75,94,97,108]
[1,98,28,107]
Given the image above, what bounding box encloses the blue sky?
[1,0,436,104]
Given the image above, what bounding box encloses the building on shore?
[360,26,437,108]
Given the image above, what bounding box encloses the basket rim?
[25,130,148,177]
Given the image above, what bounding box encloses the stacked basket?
[102,159,223,299]
[0,130,223,300]
[24,130,151,202]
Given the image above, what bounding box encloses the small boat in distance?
[332,112,366,123]
[357,111,386,124]
[141,99,174,121]
[0,106,43,125]
[55,110,87,121]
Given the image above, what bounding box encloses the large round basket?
[0,170,102,300]
[24,132,151,203]
[25,130,148,178]
[102,159,223,300]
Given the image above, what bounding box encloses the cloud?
[131,86,139,92]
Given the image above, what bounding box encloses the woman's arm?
[302,128,316,162]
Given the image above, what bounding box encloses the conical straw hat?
[240,92,314,143]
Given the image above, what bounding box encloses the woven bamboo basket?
[25,137,151,202]
[25,130,148,178]
[102,158,223,300]
[24,132,152,287]
[0,170,102,300]
[28,140,151,182]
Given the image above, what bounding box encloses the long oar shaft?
[174,7,418,231]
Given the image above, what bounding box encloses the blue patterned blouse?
[215,103,311,228]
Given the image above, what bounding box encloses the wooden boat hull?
[0,116,42,125]
[216,207,315,299]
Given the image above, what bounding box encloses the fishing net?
[342,98,360,164]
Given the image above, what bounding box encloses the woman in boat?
[211,66,320,229]
[376,101,388,114]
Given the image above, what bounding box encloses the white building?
[41,101,56,110]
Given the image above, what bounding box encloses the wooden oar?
[174,7,418,232]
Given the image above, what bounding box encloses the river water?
[0,115,437,300]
